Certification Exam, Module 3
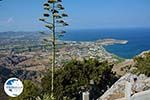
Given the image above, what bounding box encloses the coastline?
[61,38,128,63]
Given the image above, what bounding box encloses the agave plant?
[39,0,68,99]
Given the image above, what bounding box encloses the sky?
[0,0,150,32]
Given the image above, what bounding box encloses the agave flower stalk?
[39,0,68,99]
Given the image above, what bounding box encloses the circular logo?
[4,78,23,97]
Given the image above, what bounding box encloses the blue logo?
[4,78,23,97]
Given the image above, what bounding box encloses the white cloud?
[0,17,14,26]
[6,17,14,24]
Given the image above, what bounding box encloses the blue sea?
[62,28,150,59]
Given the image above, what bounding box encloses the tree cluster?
[41,59,118,100]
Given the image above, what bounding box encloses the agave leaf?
[43,3,49,7]
[51,9,59,14]
[45,24,53,30]
[48,0,57,3]
[57,0,62,2]
[44,6,51,10]
[44,13,50,17]
[57,4,63,8]
[62,13,68,17]
[56,20,64,23]
[63,22,69,26]
[58,34,64,38]
[55,15,62,19]
[59,7,64,10]
[39,18,46,21]
[53,13,59,17]
[61,30,66,33]
[54,13,62,19]
[43,38,49,42]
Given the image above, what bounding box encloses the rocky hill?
[98,73,150,100]
[0,54,43,99]
[98,50,150,100]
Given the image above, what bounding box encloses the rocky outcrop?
[0,55,29,67]
[0,54,42,84]
[0,54,42,100]
[98,73,150,100]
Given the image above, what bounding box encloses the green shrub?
[133,51,150,76]
[9,80,40,100]
[41,59,118,100]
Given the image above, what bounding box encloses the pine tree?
[39,0,68,99]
